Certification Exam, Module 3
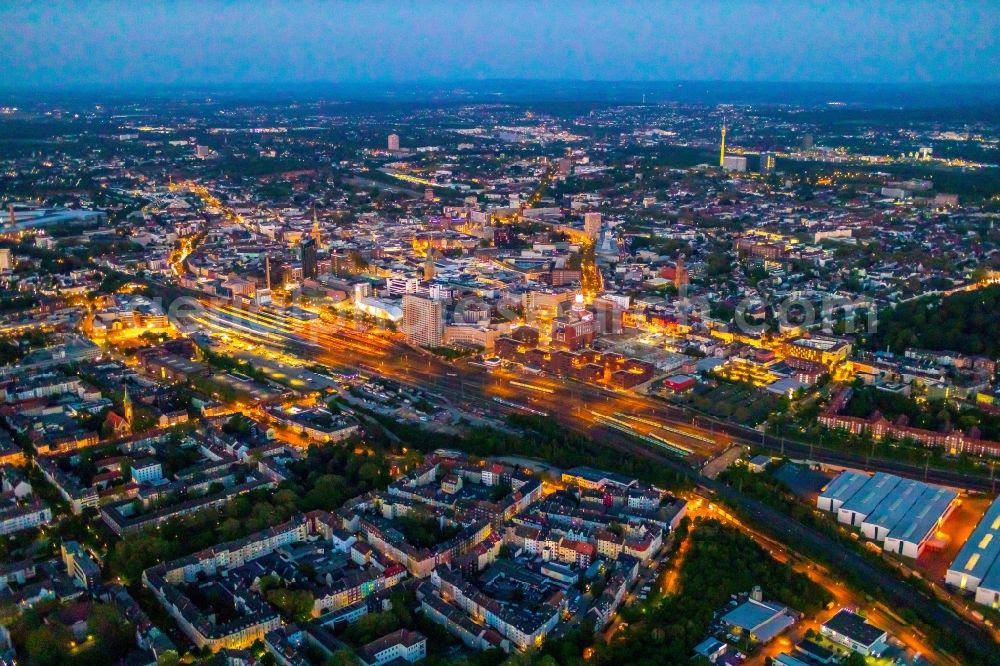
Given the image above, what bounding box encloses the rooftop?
[819,470,870,505]
[822,609,886,647]
[954,497,1000,590]
[721,598,795,643]
[861,477,928,533]
[839,472,901,517]
[885,485,957,545]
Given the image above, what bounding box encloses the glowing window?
[980,534,994,549]
[966,553,981,570]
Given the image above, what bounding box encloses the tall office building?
[301,238,318,279]
[388,133,400,152]
[0,248,12,271]
[722,155,748,172]
[402,294,444,347]
[759,152,776,174]
[584,212,602,239]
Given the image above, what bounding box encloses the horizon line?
[4,78,1000,93]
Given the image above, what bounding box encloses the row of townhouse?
[574,480,664,513]
[101,471,274,536]
[418,583,511,652]
[429,567,561,651]
[351,512,465,578]
[519,498,667,563]
[820,388,1000,457]
[504,521,662,569]
[593,524,664,562]
[588,572,630,629]
[450,532,504,577]
[387,458,541,514]
[339,489,503,577]
[0,372,91,402]
[34,455,100,514]
[142,516,313,651]
[0,499,52,536]
[312,563,406,615]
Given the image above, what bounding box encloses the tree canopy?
[872,285,1000,357]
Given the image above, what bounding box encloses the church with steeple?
[104,385,134,438]
[423,248,436,281]
[311,207,322,247]
[122,385,134,426]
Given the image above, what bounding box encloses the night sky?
[2,0,997,88]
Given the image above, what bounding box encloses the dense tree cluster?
[872,285,1000,357]
[6,601,134,666]
[107,443,390,583]
[393,509,461,548]
[363,410,692,491]
[587,519,830,666]
[265,587,315,623]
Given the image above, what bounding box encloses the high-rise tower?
[301,238,318,279]
[719,124,727,167]
[402,294,444,347]
[759,152,776,174]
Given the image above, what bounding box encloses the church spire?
[424,248,436,281]
[122,385,134,425]
[311,206,322,246]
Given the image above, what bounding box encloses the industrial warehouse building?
[946,496,1000,608]
[860,478,926,541]
[720,598,798,644]
[820,609,889,657]
[818,470,957,559]
[816,471,870,512]
[882,486,956,558]
[837,472,899,527]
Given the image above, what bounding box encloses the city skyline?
[2,0,999,89]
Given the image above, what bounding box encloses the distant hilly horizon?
[4,79,1000,109]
